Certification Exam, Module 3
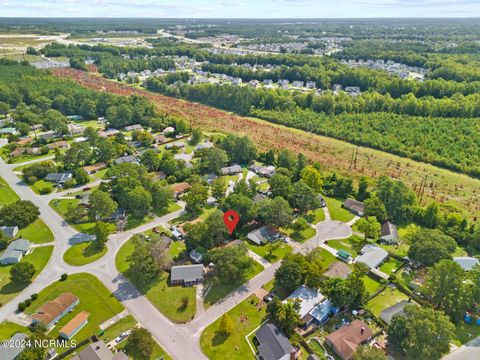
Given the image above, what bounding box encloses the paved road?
[444,337,480,360]
[0,148,356,360]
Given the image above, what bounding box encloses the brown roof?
[83,162,107,173]
[16,137,33,146]
[47,140,69,150]
[59,311,90,337]
[324,262,352,279]
[155,134,168,143]
[325,320,373,360]
[173,182,190,194]
[32,292,79,326]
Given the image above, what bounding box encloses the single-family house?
[380,222,399,244]
[37,130,56,140]
[105,208,126,221]
[162,126,175,135]
[68,123,85,135]
[45,172,73,184]
[324,261,352,279]
[453,257,480,271]
[9,148,26,158]
[0,332,27,360]
[32,292,79,328]
[343,199,365,216]
[16,137,33,146]
[124,124,143,132]
[220,164,242,176]
[189,249,203,263]
[195,141,214,150]
[24,147,41,155]
[165,141,185,150]
[325,320,373,360]
[98,129,120,138]
[247,225,281,245]
[83,162,107,174]
[0,127,17,135]
[286,285,335,325]
[170,264,204,286]
[59,311,90,339]
[154,134,168,144]
[113,155,137,165]
[173,182,191,197]
[47,140,69,150]
[254,323,295,360]
[355,244,388,269]
[0,238,31,265]
[249,164,276,178]
[379,300,413,325]
[0,225,18,238]
[71,340,128,360]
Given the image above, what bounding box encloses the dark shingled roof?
[255,323,294,360]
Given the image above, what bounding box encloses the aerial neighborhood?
[0,15,479,360]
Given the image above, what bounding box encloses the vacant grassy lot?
[204,262,264,308]
[116,238,196,323]
[0,321,32,340]
[246,241,292,262]
[63,241,107,266]
[18,219,53,243]
[306,207,326,224]
[25,273,124,341]
[0,246,53,305]
[281,225,316,243]
[200,295,266,360]
[0,177,19,205]
[325,197,355,222]
[327,235,366,256]
[366,285,410,317]
[31,179,54,194]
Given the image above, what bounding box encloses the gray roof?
[453,257,480,271]
[0,239,30,264]
[189,250,203,263]
[380,300,413,324]
[247,226,279,245]
[220,165,242,175]
[72,340,128,360]
[0,225,18,238]
[45,172,73,183]
[9,238,30,252]
[0,332,27,360]
[343,198,365,214]
[113,155,137,165]
[381,222,398,239]
[256,323,294,360]
[171,264,204,283]
[355,244,388,269]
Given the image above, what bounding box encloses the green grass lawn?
[311,248,337,269]
[379,258,404,275]
[362,275,383,297]
[168,241,186,261]
[116,238,196,323]
[6,151,54,165]
[0,177,19,205]
[31,179,54,194]
[306,208,326,224]
[200,295,266,360]
[281,226,316,243]
[204,262,264,308]
[117,327,172,360]
[18,219,53,243]
[454,321,480,346]
[125,214,154,230]
[379,242,410,258]
[0,246,53,305]
[325,197,355,222]
[153,201,182,217]
[326,235,366,257]
[25,273,124,342]
[246,241,292,262]
[0,321,32,340]
[100,315,137,343]
[63,241,108,266]
[366,286,410,317]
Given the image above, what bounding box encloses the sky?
[0,0,479,18]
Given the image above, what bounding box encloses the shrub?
[30,293,38,300]
[17,302,26,312]
[60,273,68,281]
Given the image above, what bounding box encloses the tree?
[125,186,152,217]
[277,149,296,169]
[275,257,304,293]
[418,202,441,229]
[375,176,416,222]
[321,263,367,308]
[219,314,234,335]
[211,177,227,200]
[221,134,257,164]
[259,197,294,228]
[300,165,323,192]
[266,297,301,337]
[290,181,320,213]
[353,346,386,360]
[10,262,35,283]
[221,193,257,226]
[356,176,369,202]
[140,149,160,172]
[364,196,387,223]
[407,229,456,267]
[128,235,160,284]
[269,173,293,199]
[124,327,154,360]
[199,147,228,174]
[184,183,208,215]
[356,216,381,240]
[62,142,92,169]
[74,168,89,185]
[18,334,48,360]
[425,259,471,323]
[387,305,454,360]
[94,222,110,249]
[189,127,203,145]
[0,231,9,251]
[88,190,117,221]
[0,200,39,228]
[205,244,253,284]
[184,210,229,251]
[149,182,173,213]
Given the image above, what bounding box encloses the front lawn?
[204,262,264,307]
[365,285,410,318]
[18,219,54,243]
[200,295,266,360]
[31,179,54,194]
[100,315,138,343]
[63,241,107,266]
[281,226,316,243]
[325,197,355,222]
[25,273,124,341]
[246,241,292,262]
[125,214,154,230]
[326,235,366,256]
[0,321,32,340]
[0,246,53,305]
[311,248,337,268]
[116,238,196,323]
[306,208,326,224]
[0,176,19,205]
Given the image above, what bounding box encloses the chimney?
[290,349,296,360]
[361,326,365,335]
